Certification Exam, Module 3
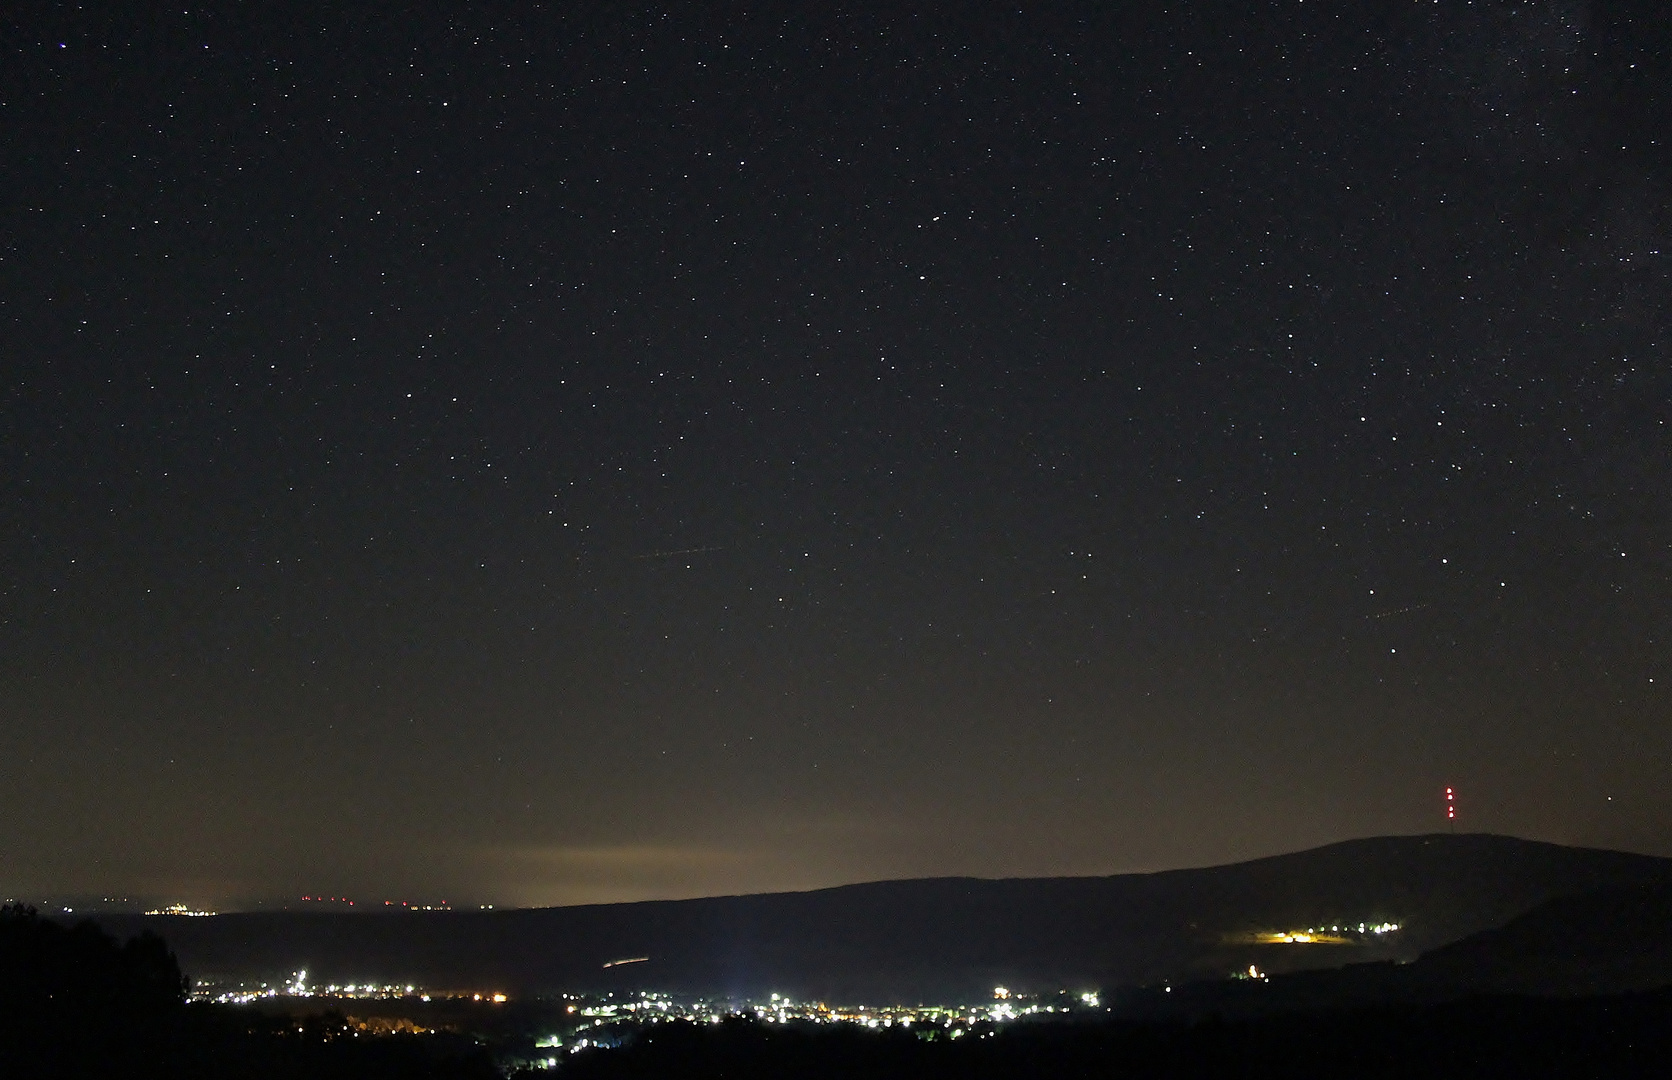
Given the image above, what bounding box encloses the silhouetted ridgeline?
[16,856,1672,1079]
[1126,877,1672,1020]
[97,834,1672,1000]
[1410,877,1672,995]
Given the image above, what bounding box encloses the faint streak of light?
[633,546,725,560]
[1367,603,1430,619]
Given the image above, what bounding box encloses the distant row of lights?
[300,897,498,910]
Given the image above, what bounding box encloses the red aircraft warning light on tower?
[1446,787,1456,831]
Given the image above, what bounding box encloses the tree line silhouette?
[0,904,494,1078]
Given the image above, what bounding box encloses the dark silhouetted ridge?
[97,834,1672,1001]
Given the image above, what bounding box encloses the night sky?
[4,2,1668,909]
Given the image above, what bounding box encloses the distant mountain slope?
[96,834,1672,1001]
[1407,878,1672,996]
[1119,878,1672,1020]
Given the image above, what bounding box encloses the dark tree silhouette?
[1,906,495,1079]
[1,904,187,1076]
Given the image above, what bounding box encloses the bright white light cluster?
[544,987,1106,1050]
[192,970,443,1005]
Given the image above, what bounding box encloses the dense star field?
[2,1,1668,907]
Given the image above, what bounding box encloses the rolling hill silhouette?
[1116,876,1672,1019]
[1408,877,1672,995]
[97,834,1672,1001]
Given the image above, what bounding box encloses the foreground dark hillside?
[1410,877,1672,996]
[96,834,1672,999]
[1120,877,1672,1021]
